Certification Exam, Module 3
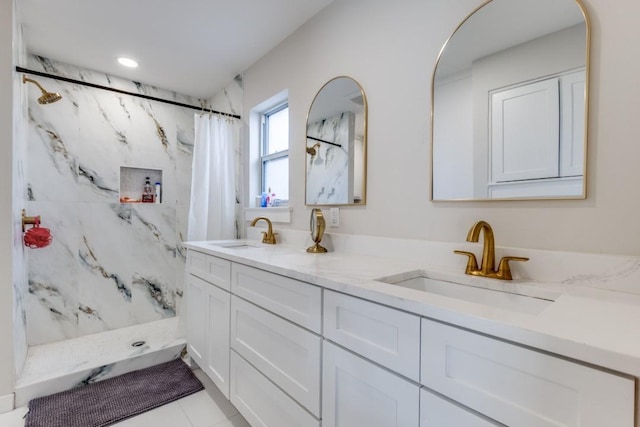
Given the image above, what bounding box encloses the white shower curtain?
[187,113,240,241]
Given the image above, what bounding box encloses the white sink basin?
[377,272,555,315]
[209,240,261,249]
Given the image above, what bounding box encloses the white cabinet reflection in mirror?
[489,69,585,198]
[431,0,589,201]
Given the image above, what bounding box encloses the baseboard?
[0,392,15,413]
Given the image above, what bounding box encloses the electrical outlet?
[329,207,340,227]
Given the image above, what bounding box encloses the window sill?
[244,207,292,223]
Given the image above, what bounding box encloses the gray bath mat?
[25,358,204,427]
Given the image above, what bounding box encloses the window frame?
[260,103,289,197]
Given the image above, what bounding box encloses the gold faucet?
[454,220,528,280]
[250,217,277,244]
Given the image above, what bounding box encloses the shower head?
[306,142,320,156]
[22,75,62,104]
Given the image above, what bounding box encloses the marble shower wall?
[306,112,354,204]
[23,55,242,345]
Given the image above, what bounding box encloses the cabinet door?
[560,69,586,177]
[421,388,503,426]
[204,283,231,399]
[231,296,321,416]
[230,351,320,427]
[421,319,635,427]
[186,274,207,367]
[491,78,560,183]
[323,341,419,427]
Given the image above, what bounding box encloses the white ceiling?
[17,0,334,99]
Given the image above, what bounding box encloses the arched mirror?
[431,0,590,201]
[306,76,367,205]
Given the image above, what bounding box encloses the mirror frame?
[305,76,368,206]
[430,0,591,202]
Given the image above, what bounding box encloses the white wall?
[242,0,640,256]
[432,71,473,199]
[0,0,16,403]
[12,6,27,382]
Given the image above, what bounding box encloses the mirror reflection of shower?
[307,142,324,166]
[22,75,62,104]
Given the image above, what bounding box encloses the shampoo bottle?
[155,182,161,204]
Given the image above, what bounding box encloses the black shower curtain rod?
[15,66,241,120]
[306,135,342,148]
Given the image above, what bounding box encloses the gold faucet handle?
[261,231,277,245]
[497,256,529,280]
[454,250,479,274]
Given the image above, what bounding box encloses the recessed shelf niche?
[119,166,163,203]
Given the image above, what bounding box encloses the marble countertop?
[184,239,640,378]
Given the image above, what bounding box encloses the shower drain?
[131,340,146,347]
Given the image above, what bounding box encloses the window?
[260,104,289,203]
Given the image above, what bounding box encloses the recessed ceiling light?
[117,57,138,68]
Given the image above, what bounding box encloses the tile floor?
[0,368,250,427]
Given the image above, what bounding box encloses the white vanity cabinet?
[228,263,323,426]
[230,295,322,416]
[230,351,319,427]
[230,263,322,332]
[421,388,503,426]
[420,318,635,427]
[323,341,420,427]
[186,251,231,398]
[323,290,421,380]
[187,249,232,291]
[185,246,638,427]
[322,290,421,426]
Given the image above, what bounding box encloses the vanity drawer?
[231,263,321,333]
[323,290,420,381]
[230,351,320,427]
[421,388,503,426]
[187,250,231,291]
[230,295,321,416]
[421,319,635,427]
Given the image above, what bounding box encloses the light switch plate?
[329,207,340,227]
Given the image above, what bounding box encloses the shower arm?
[23,76,48,95]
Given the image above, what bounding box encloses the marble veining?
[79,236,133,301]
[23,55,191,345]
[132,274,177,316]
[561,258,640,286]
[76,365,113,387]
[22,53,243,346]
[306,112,354,204]
[78,164,119,195]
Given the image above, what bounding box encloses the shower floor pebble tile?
[0,369,249,427]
